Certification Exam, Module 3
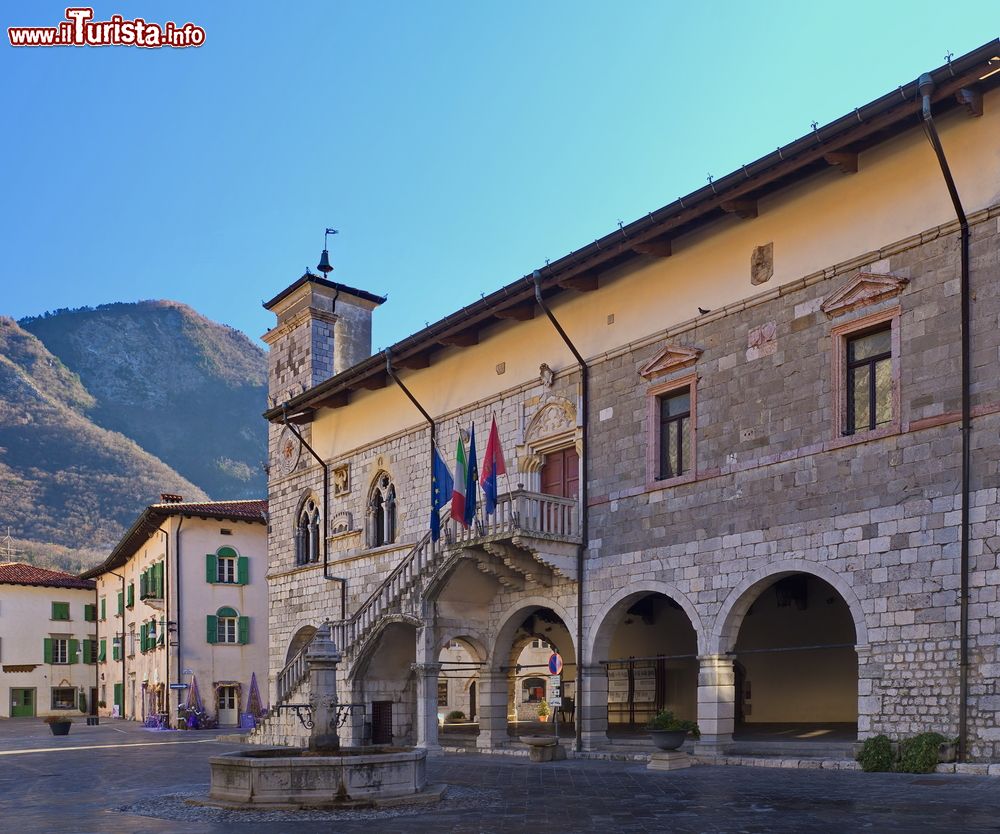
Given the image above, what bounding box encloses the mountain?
[21,301,267,500]
[0,316,207,569]
[0,302,267,571]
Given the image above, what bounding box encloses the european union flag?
[430,446,454,541]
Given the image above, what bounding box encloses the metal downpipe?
[532,270,588,754]
[918,72,971,762]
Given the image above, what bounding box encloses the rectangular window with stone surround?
[645,372,698,489]
[830,307,900,445]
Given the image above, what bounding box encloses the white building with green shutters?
[0,563,97,718]
[83,496,267,727]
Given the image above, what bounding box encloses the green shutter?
[69,639,79,664]
[206,615,218,644]
[141,623,149,653]
[82,639,92,664]
[113,640,121,662]
[157,562,165,598]
[43,637,53,664]
[238,616,249,645]
[127,584,134,608]
[206,554,217,584]
[100,597,106,620]
[52,602,69,620]
[99,639,107,662]
[117,592,123,614]
[139,571,147,600]
[84,603,96,622]
[237,556,249,585]
[114,682,123,712]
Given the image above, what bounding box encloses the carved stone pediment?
[821,273,908,317]
[638,344,702,380]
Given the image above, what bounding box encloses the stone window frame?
[294,495,322,566]
[366,471,397,549]
[829,305,901,448]
[645,371,699,490]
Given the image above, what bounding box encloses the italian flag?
[451,435,469,527]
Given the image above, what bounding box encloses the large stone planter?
[208,747,428,807]
[649,730,687,751]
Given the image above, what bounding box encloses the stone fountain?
[206,624,439,808]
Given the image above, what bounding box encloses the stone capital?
[410,662,442,677]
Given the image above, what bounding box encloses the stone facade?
[254,69,1000,761]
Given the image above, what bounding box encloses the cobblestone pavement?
[2,718,999,833]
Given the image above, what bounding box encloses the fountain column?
[306,623,342,752]
[412,662,443,754]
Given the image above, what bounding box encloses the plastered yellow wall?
[312,90,1000,461]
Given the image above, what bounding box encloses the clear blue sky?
[2,1,996,349]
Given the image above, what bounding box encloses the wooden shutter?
[127,584,134,608]
[206,615,218,644]
[99,639,107,662]
[117,592,123,614]
[206,554,217,583]
[139,571,147,600]
[44,637,53,664]
[113,640,121,661]
[84,603,96,622]
[69,639,79,664]
[100,597,106,620]
[83,639,92,664]
[156,562,165,598]
[238,616,249,645]
[237,557,249,586]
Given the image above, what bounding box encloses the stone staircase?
[247,491,581,747]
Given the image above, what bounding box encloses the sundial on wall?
[278,426,301,474]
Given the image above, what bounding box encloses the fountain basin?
[208,746,430,807]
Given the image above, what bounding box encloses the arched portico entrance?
[437,634,486,746]
[481,601,577,749]
[705,564,867,748]
[351,620,418,746]
[586,586,702,747]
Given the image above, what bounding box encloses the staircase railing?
[275,643,310,705]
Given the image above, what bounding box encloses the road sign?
[549,675,561,687]
[547,652,563,675]
[548,696,562,708]
[168,683,189,690]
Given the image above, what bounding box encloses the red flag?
[480,416,506,513]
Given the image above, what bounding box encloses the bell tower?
[262,268,385,408]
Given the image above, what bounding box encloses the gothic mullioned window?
[295,498,320,566]
[367,473,396,548]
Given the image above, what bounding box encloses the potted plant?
[537,699,550,723]
[44,715,72,736]
[445,710,466,724]
[646,710,699,751]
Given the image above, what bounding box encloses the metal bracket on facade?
[335,703,367,729]
[275,703,314,730]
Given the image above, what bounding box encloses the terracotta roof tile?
[148,499,268,521]
[0,562,96,590]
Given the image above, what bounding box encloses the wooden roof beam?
[494,301,536,321]
[557,273,599,292]
[439,327,479,347]
[315,391,350,409]
[632,239,672,258]
[356,372,389,391]
[823,151,859,174]
[956,87,983,117]
[396,350,432,370]
[720,198,758,219]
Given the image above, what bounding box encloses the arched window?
[214,606,240,644]
[367,473,396,548]
[295,498,320,566]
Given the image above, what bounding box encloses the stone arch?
[366,470,397,548]
[710,559,869,655]
[586,581,707,664]
[284,624,317,665]
[490,595,577,672]
[348,613,422,682]
[294,491,322,566]
[435,630,489,664]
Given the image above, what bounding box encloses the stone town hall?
[249,43,1000,762]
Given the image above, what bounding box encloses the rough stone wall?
[263,209,1000,758]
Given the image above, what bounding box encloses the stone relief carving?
[518,396,578,474]
[751,242,774,285]
[332,464,350,497]
[330,511,354,536]
[539,363,555,388]
[821,272,909,317]
[746,321,778,361]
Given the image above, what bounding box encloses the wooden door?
[469,681,477,722]
[541,447,579,498]
[11,688,34,717]
[371,700,393,745]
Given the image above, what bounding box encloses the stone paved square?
[3,718,1000,833]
